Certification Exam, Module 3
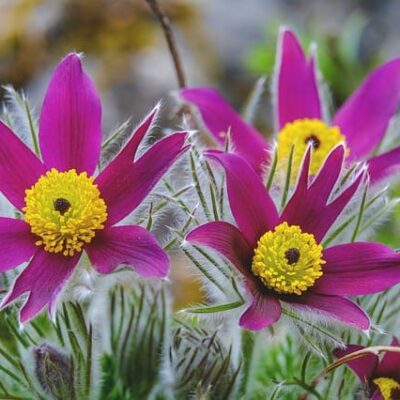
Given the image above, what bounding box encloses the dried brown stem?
[144,0,187,88]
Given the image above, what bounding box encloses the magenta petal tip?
[276,27,322,128]
[39,52,102,175]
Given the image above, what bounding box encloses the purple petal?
[0,218,36,272]
[284,145,343,212]
[276,29,321,128]
[0,121,45,210]
[107,105,159,164]
[86,225,169,277]
[313,242,400,296]
[333,59,400,161]
[371,391,384,400]
[308,145,345,203]
[185,221,253,276]
[318,170,365,234]
[376,337,400,379]
[239,287,282,330]
[1,250,80,323]
[205,150,279,246]
[333,345,378,382]
[39,53,102,175]
[96,132,187,226]
[281,145,363,242]
[180,87,269,175]
[367,146,400,184]
[287,293,370,330]
[185,220,282,330]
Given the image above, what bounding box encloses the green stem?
[291,378,324,400]
[240,330,262,399]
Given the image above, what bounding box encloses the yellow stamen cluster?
[277,118,348,176]
[24,169,107,257]
[251,222,325,295]
[373,377,400,400]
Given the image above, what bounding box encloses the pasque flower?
[180,29,400,183]
[334,339,400,400]
[186,147,400,331]
[0,54,187,322]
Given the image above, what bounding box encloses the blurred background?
[2,0,400,129]
[2,0,400,305]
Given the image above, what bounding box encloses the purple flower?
[180,29,400,183]
[0,54,187,323]
[334,339,400,400]
[185,147,400,331]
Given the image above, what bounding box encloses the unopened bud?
[34,342,74,399]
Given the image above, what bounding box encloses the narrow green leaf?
[209,183,220,221]
[282,307,344,347]
[266,147,278,190]
[183,300,244,314]
[350,184,368,242]
[190,151,211,219]
[102,118,131,150]
[183,248,225,294]
[281,145,294,209]
[269,382,285,400]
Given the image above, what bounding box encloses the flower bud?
[34,342,74,399]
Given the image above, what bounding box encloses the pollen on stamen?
[277,118,348,177]
[252,222,325,295]
[24,168,108,257]
[373,377,400,400]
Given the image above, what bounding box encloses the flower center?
[373,377,400,400]
[277,118,348,176]
[284,247,301,264]
[24,168,107,257]
[53,198,71,215]
[251,222,325,295]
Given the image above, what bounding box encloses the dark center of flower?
[53,198,71,215]
[305,134,321,149]
[285,248,300,265]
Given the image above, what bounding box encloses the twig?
[144,0,187,88]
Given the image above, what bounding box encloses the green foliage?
[102,284,169,399]
[170,320,241,399]
[99,355,132,400]
[0,302,93,399]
